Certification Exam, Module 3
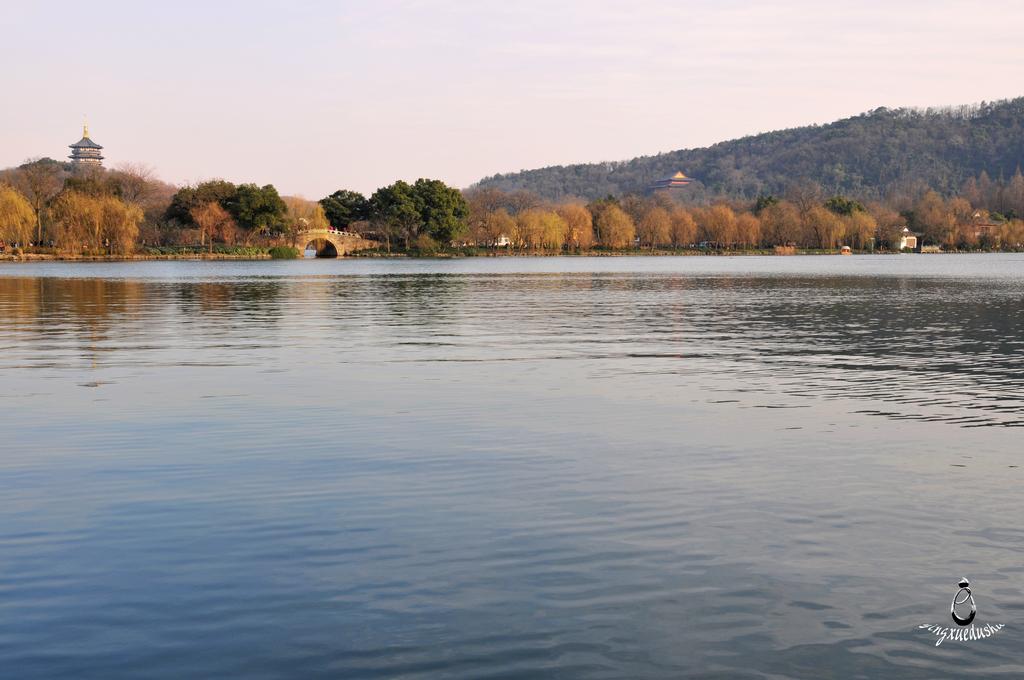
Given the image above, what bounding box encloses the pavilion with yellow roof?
[648,171,693,191]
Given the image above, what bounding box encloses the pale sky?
[2,1,1022,197]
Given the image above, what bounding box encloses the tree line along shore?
[2,157,1023,260]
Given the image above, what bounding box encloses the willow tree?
[50,191,103,253]
[1000,220,1024,248]
[541,210,568,250]
[843,211,877,249]
[102,196,143,255]
[804,206,844,249]
[670,208,697,248]
[282,196,328,246]
[0,185,36,247]
[50,191,142,254]
[735,212,762,249]
[911,191,957,246]
[697,204,738,247]
[516,208,566,251]
[557,203,594,250]
[637,206,671,248]
[593,203,635,249]
[759,200,802,246]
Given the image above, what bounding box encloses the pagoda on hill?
[69,123,104,166]
[649,171,692,191]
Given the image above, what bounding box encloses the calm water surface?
[1,255,1023,678]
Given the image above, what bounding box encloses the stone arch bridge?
[295,228,378,257]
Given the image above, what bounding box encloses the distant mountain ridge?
[473,98,1024,201]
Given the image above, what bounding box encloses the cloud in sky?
[2,0,1023,196]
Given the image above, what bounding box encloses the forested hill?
[473,98,1024,201]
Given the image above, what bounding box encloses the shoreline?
[0,253,272,262]
[0,249,1009,263]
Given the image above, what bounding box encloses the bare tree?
[491,209,518,247]
[111,163,158,205]
[10,158,65,243]
[190,202,236,253]
[785,179,825,214]
[911,191,957,246]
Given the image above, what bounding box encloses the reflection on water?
[0,256,1022,678]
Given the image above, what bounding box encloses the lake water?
[1,254,1022,678]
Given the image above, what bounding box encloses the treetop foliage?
[824,196,866,216]
[231,183,287,234]
[368,178,468,249]
[165,180,286,235]
[319,189,370,229]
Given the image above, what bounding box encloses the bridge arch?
[294,229,378,258]
[301,236,340,258]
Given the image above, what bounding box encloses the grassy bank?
[2,250,272,262]
[0,244,274,261]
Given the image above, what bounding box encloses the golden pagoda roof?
[70,123,103,149]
